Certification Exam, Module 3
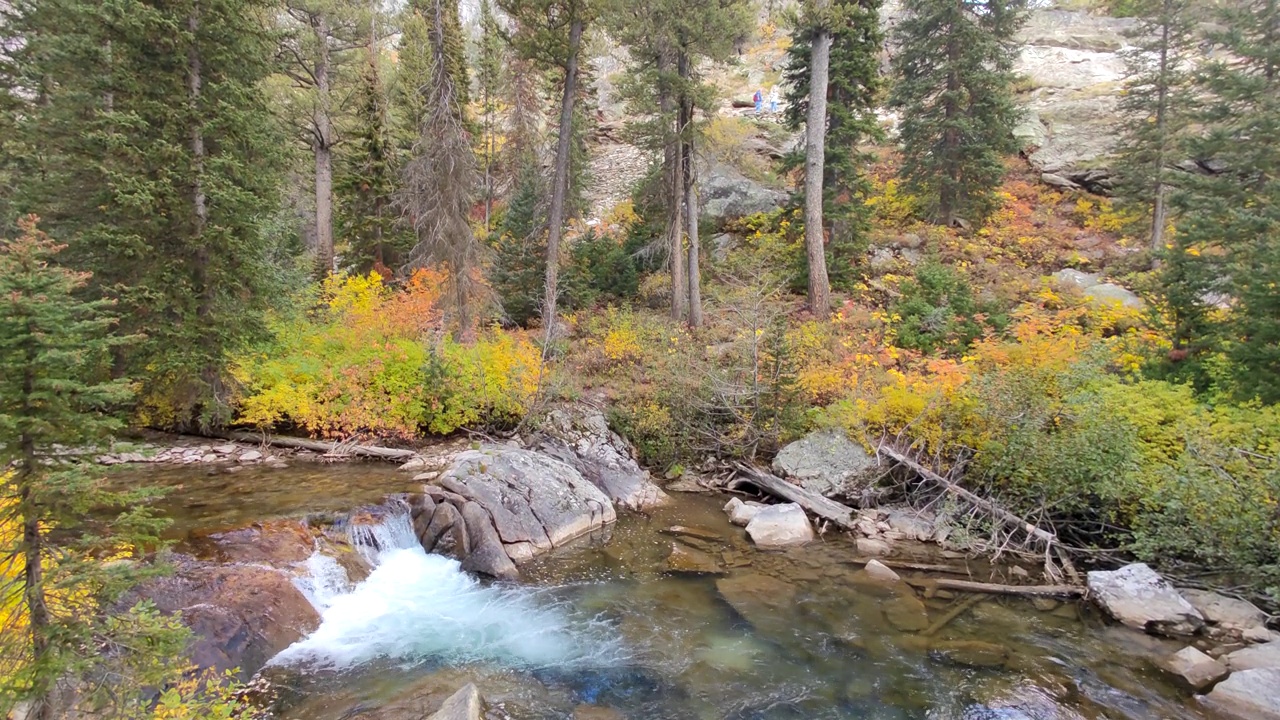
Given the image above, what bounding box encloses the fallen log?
[845,557,974,576]
[902,576,1083,598]
[731,464,857,530]
[921,593,988,637]
[877,446,1079,583]
[214,430,419,462]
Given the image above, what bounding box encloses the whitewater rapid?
[272,512,627,672]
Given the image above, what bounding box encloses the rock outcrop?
[408,445,616,578]
[771,429,882,500]
[1051,269,1144,309]
[745,503,814,548]
[531,405,669,511]
[1086,563,1204,636]
[701,162,787,224]
[1201,668,1280,720]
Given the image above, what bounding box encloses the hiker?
[753,89,763,113]
[768,86,779,113]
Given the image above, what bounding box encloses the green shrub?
[892,262,1009,355]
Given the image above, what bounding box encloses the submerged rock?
[1201,668,1280,720]
[427,683,484,720]
[1086,563,1204,636]
[531,404,670,511]
[745,503,814,548]
[930,641,1010,668]
[858,559,901,585]
[716,573,797,631]
[771,429,881,500]
[1161,646,1228,691]
[665,542,725,575]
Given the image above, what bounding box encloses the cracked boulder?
[409,446,616,577]
[531,405,670,511]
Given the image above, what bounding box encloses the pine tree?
[889,0,1028,227]
[398,0,485,333]
[783,0,883,292]
[6,0,289,427]
[0,216,186,720]
[1171,0,1280,402]
[1113,0,1198,261]
[476,0,505,234]
[337,5,405,273]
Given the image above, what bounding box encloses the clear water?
[261,491,1215,720]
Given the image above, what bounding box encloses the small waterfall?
[345,499,420,566]
[293,552,352,611]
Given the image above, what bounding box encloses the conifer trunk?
[543,11,582,337]
[313,13,335,277]
[803,1,832,319]
[1150,5,1170,266]
[659,49,687,322]
[20,359,52,720]
[680,51,702,328]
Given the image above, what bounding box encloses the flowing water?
[128,462,1222,720]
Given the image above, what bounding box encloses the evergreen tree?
[476,0,505,234]
[1113,0,1198,260]
[1171,0,1280,402]
[398,0,485,333]
[0,216,186,720]
[783,0,883,292]
[5,0,289,427]
[337,7,406,273]
[889,0,1028,227]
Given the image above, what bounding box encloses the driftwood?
[877,446,1079,583]
[902,576,1083,598]
[214,431,419,462]
[921,593,988,637]
[845,557,973,576]
[731,464,857,530]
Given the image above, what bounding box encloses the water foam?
[275,515,627,672]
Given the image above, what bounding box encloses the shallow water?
[132,462,1221,720]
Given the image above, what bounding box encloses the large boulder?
[431,446,616,566]
[531,405,669,511]
[132,557,321,677]
[701,162,787,223]
[745,503,814,548]
[1086,563,1204,636]
[1181,589,1269,636]
[1201,668,1280,720]
[771,429,881,500]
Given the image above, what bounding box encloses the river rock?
[239,450,262,462]
[458,502,518,581]
[930,641,1010,668]
[427,684,484,720]
[856,538,891,557]
[716,574,797,630]
[186,519,316,566]
[1201,668,1280,720]
[437,446,616,563]
[665,542,724,575]
[1180,589,1268,636]
[132,557,320,677]
[1224,642,1280,672]
[1161,646,1228,691]
[771,429,880,500]
[745,503,814,548]
[884,593,930,633]
[1086,563,1204,636]
[860,559,901,584]
[724,497,767,526]
[531,405,669,511]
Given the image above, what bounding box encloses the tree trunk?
[680,52,702,328]
[188,5,208,316]
[658,50,686,322]
[542,12,582,339]
[1150,6,1170,267]
[21,355,53,720]
[313,14,335,278]
[803,8,833,318]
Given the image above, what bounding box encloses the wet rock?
[132,558,320,677]
[239,450,263,462]
[409,493,437,540]
[859,559,901,585]
[1201,668,1280,720]
[1086,563,1204,636]
[1032,598,1059,612]
[437,446,616,562]
[724,497,767,526]
[1180,589,1268,636]
[771,429,880,499]
[930,641,1010,668]
[420,502,463,555]
[413,471,440,482]
[458,501,518,581]
[745,503,814,548]
[856,538,891,557]
[531,405,669,511]
[665,542,724,575]
[573,706,625,720]
[427,684,484,720]
[187,519,315,566]
[716,573,797,630]
[1160,646,1228,691]
[1224,642,1280,671]
[884,593,930,633]
[661,525,723,542]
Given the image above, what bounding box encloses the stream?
[141,462,1219,720]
